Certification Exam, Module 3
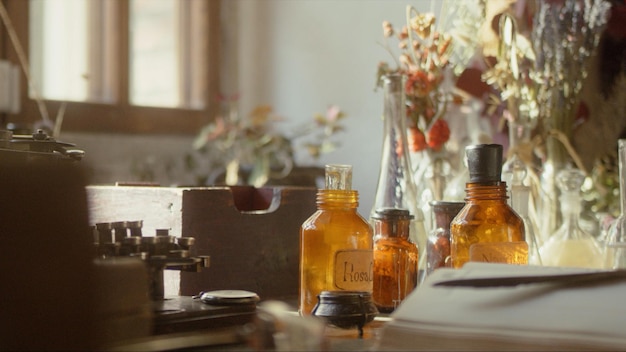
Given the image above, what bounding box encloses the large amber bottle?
[299,164,373,315]
[450,144,527,268]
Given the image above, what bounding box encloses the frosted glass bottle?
[538,167,604,269]
[371,73,427,283]
[299,164,373,315]
[604,139,626,269]
[450,144,527,268]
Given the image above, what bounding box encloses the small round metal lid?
[316,290,373,303]
[200,290,260,306]
[429,201,465,212]
[371,207,414,221]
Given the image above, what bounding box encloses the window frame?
[0,0,221,135]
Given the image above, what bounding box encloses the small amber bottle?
[372,208,418,313]
[427,201,465,274]
[450,144,527,268]
[299,164,373,315]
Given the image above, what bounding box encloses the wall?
[233,0,439,216]
[66,0,443,217]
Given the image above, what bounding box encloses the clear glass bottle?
[299,164,373,315]
[605,139,626,269]
[505,155,543,265]
[371,208,418,313]
[371,73,427,283]
[450,144,527,268]
[538,167,605,268]
[427,201,465,274]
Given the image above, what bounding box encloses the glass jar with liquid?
[538,167,604,269]
[299,164,373,315]
[371,208,418,313]
[450,144,527,268]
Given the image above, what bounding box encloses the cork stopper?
[466,144,503,183]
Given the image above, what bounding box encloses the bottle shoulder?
[303,208,370,222]
[301,209,373,236]
[374,237,418,251]
[452,202,523,224]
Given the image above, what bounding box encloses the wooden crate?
[87,185,318,301]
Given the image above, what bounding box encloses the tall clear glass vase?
[371,73,428,283]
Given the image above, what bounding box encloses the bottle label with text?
[469,241,528,265]
[334,249,374,291]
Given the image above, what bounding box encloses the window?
[0,0,220,135]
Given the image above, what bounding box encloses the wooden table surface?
[109,314,390,351]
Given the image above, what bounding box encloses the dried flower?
[427,118,451,151]
[532,0,611,128]
[482,12,540,128]
[382,20,394,37]
[408,126,428,152]
[191,97,347,187]
[377,0,483,151]
[410,13,436,38]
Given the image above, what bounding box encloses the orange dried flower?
[406,70,432,98]
[427,119,450,151]
[377,7,457,154]
[398,26,409,40]
[408,126,428,152]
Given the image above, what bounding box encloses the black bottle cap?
[466,144,503,183]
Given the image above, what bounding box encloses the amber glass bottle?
[450,144,527,268]
[372,208,418,313]
[427,201,465,274]
[299,164,373,315]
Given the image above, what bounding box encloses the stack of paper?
[374,263,626,351]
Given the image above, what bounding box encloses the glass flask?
[450,144,527,268]
[604,140,626,269]
[538,167,605,269]
[505,155,543,265]
[299,164,373,315]
[371,208,418,313]
[371,73,427,283]
[426,201,465,274]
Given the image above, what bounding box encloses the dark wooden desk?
[323,318,389,351]
[108,315,389,351]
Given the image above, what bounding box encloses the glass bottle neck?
[317,189,359,209]
[432,202,465,229]
[510,185,529,217]
[372,73,418,213]
[508,121,531,151]
[465,182,508,202]
[559,193,581,218]
[556,194,587,239]
[373,219,411,239]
